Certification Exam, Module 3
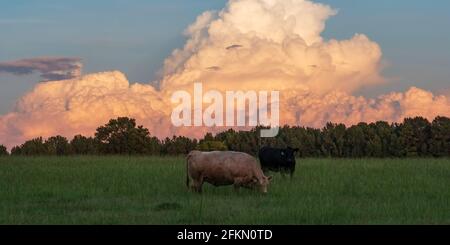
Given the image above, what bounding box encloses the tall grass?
[0,156,449,224]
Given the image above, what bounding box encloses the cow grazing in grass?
[186,151,272,193]
[258,146,299,178]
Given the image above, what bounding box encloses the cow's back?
[258,147,297,176]
[188,151,260,186]
[258,147,279,167]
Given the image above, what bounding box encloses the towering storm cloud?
[0,0,449,148]
[0,57,82,81]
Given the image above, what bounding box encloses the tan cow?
[186,151,272,193]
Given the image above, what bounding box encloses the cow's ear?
[267,176,273,181]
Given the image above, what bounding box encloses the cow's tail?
[186,151,194,188]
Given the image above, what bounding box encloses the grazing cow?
[186,151,272,193]
[258,146,299,178]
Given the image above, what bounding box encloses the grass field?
[0,156,449,225]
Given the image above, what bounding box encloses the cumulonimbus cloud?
[0,57,82,81]
[0,0,449,149]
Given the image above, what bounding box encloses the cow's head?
[253,175,272,193]
[281,147,299,165]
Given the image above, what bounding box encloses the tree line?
[0,116,449,158]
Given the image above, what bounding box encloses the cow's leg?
[197,178,204,193]
[192,177,204,193]
[189,178,197,192]
[190,182,197,192]
[233,184,240,192]
[195,183,203,193]
[233,177,245,192]
[289,166,295,180]
[280,170,288,179]
[197,183,203,193]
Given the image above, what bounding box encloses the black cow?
[258,146,299,178]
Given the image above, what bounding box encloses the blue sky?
[1,0,449,114]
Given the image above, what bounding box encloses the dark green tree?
[70,135,100,155]
[344,125,366,157]
[291,127,318,157]
[95,117,160,155]
[320,123,344,157]
[203,133,214,141]
[45,136,72,156]
[217,128,259,155]
[361,123,382,157]
[196,140,228,151]
[162,136,197,155]
[0,145,8,156]
[388,133,403,157]
[398,117,431,157]
[429,116,450,157]
[12,137,48,156]
[372,121,394,157]
[5,116,450,158]
[10,146,22,156]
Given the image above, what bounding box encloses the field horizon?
[1,156,450,225]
